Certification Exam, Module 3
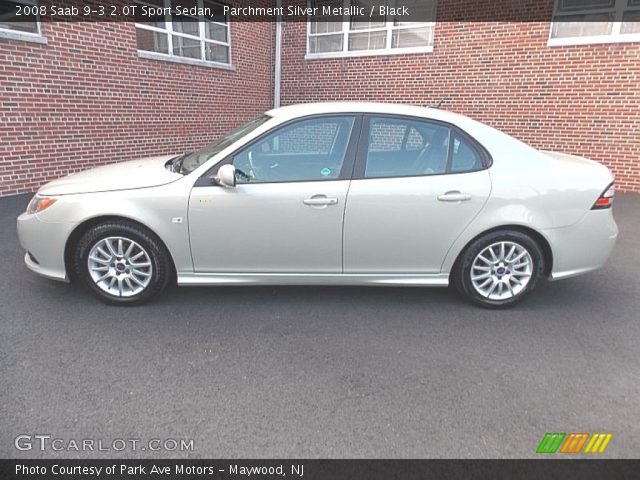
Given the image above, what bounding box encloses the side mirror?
[213,164,236,188]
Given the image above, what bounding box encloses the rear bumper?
[543,208,618,281]
[17,212,74,282]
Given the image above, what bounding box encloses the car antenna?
[429,96,452,109]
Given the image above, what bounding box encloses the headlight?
[26,195,58,214]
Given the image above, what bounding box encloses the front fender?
[36,182,193,275]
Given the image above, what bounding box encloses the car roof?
[266,102,471,125]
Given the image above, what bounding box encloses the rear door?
[343,115,492,274]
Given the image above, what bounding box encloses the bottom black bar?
[1,459,639,480]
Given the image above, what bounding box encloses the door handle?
[303,196,338,206]
[437,191,472,202]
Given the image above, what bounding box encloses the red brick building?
[0,4,274,196]
[1,0,639,196]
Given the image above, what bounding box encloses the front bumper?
[17,212,75,282]
[544,208,618,281]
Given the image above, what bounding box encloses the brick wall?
[280,7,640,192]
[0,21,274,196]
[2,1,639,195]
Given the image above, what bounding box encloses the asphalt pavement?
[1,193,638,458]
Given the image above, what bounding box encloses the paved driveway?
[1,193,638,458]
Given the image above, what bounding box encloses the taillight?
[592,183,615,210]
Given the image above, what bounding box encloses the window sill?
[305,46,434,60]
[0,29,47,44]
[137,50,235,70]
[548,34,640,47]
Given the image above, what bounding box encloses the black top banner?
[0,0,613,23]
[2,459,640,480]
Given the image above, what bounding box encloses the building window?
[135,0,231,66]
[0,0,41,37]
[549,0,640,45]
[307,0,436,58]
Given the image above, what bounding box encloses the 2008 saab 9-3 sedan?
[17,103,618,308]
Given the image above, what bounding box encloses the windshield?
[180,115,271,173]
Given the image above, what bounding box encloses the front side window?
[308,0,436,57]
[0,0,40,36]
[363,117,485,179]
[135,0,231,65]
[550,0,640,44]
[232,116,355,183]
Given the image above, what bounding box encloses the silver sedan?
[17,103,618,308]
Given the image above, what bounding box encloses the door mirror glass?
[214,164,236,188]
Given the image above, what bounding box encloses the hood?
[38,155,182,196]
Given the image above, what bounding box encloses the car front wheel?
[453,230,545,308]
[74,222,171,305]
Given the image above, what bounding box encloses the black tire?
[74,221,172,305]
[452,230,545,309]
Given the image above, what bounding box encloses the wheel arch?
[450,224,553,280]
[64,215,176,282]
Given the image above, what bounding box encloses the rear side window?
[362,116,487,179]
[451,133,482,173]
[365,117,450,178]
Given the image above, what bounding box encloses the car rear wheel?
[74,222,171,305]
[453,230,545,308]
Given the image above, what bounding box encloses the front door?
[189,115,360,273]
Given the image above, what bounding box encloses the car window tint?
[277,121,339,154]
[369,123,408,151]
[405,127,425,150]
[365,117,450,178]
[451,134,482,173]
[232,116,355,183]
[181,115,270,173]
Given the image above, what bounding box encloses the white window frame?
[135,0,232,69]
[548,0,640,46]
[0,0,46,44]
[305,0,436,59]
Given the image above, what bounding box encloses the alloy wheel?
[87,236,153,297]
[470,241,533,301]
